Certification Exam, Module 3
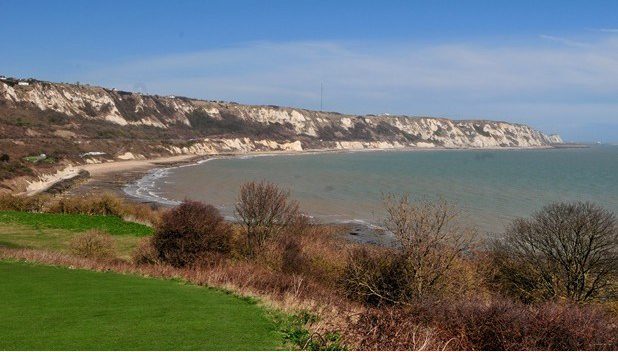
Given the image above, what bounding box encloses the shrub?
[46,193,160,225]
[343,247,411,306]
[344,247,491,307]
[295,224,352,283]
[131,237,160,265]
[258,234,306,274]
[258,223,352,284]
[152,200,232,267]
[347,298,618,350]
[383,194,476,300]
[0,193,49,212]
[344,307,440,350]
[0,160,33,180]
[344,195,477,306]
[235,181,302,256]
[492,201,617,302]
[49,193,124,216]
[69,230,117,260]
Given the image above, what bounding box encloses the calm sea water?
[126,146,618,234]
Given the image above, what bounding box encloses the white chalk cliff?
[0,78,563,159]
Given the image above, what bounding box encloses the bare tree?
[345,244,428,306]
[235,181,302,256]
[383,194,476,299]
[343,194,475,305]
[496,202,617,302]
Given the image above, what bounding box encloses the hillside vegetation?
[0,189,615,350]
[0,77,562,186]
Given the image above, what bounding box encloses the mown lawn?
[0,261,281,350]
[0,211,153,236]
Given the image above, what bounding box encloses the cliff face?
[0,78,562,162]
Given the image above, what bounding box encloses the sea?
[124,145,618,235]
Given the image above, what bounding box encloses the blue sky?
[1,0,617,142]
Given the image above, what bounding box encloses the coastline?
[70,144,560,201]
[64,154,204,200]
[32,143,601,246]
[62,149,399,245]
[71,145,562,245]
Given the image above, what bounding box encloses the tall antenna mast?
[320,82,323,111]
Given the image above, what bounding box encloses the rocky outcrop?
[0,78,562,160]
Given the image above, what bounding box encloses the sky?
[1,0,617,142]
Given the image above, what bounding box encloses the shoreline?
[84,144,562,245]
[64,143,564,202]
[91,143,559,197]
[31,143,598,246]
[65,148,402,245]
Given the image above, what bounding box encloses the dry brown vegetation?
[1,185,616,350]
[343,195,477,306]
[491,202,617,303]
[69,229,117,260]
[0,192,161,225]
[235,181,304,256]
[347,298,617,350]
[152,201,232,267]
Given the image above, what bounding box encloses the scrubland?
[0,185,616,350]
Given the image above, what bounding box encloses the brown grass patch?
[68,230,117,260]
[0,193,161,225]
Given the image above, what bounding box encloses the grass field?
[0,211,153,257]
[0,261,281,350]
[0,211,153,236]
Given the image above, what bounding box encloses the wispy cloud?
[539,34,590,48]
[82,33,618,141]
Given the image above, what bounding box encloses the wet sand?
[66,155,202,200]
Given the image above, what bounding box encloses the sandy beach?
[80,155,200,177]
[65,154,205,199]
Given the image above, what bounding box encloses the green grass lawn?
[0,223,142,257]
[0,211,154,258]
[0,261,281,350]
[0,211,153,236]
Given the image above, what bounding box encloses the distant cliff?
[0,77,562,165]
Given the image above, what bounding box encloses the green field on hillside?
[0,261,281,350]
[0,211,153,257]
[0,211,153,236]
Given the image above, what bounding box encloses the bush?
[383,195,476,300]
[49,193,125,216]
[344,196,477,306]
[131,237,160,265]
[69,230,117,260]
[258,223,352,284]
[0,193,50,212]
[259,234,306,274]
[492,201,617,302]
[343,247,410,306]
[0,160,33,180]
[347,298,618,350]
[152,200,232,267]
[46,193,160,225]
[0,194,161,228]
[235,181,302,256]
